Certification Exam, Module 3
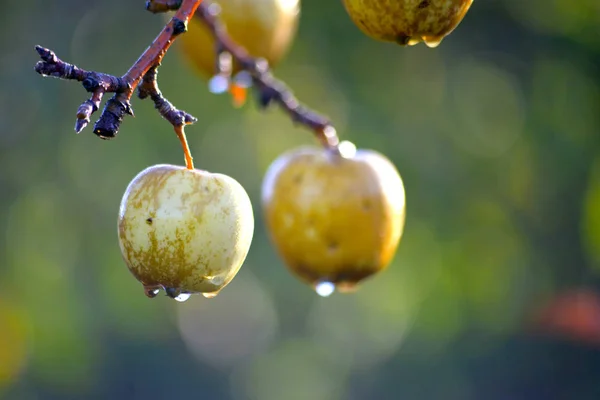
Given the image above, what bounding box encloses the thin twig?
[138,64,197,168]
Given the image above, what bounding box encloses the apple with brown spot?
[117,164,254,301]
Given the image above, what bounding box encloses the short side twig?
[138,65,197,169]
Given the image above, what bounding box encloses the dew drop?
[174,293,191,302]
[234,71,253,88]
[208,75,230,94]
[407,37,422,46]
[423,36,442,48]
[338,141,357,158]
[315,281,335,297]
[202,292,219,299]
[143,285,161,298]
[207,2,222,16]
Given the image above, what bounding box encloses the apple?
[261,143,406,294]
[177,0,300,78]
[342,0,473,48]
[117,164,254,301]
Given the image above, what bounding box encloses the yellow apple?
[261,143,406,295]
[342,0,473,48]
[117,164,254,301]
[177,0,301,77]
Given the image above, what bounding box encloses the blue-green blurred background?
[2,0,600,399]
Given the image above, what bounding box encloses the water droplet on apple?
[209,75,229,94]
[315,281,335,297]
[234,71,253,88]
[338,141,357,158]
[143,285,161,298]
[423,36,442,48]
[174,293,191,302]
[408,37,422,46]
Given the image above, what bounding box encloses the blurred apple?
[177,0,300,77]
[261,143,406,295]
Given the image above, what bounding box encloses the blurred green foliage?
[1,0,600,399]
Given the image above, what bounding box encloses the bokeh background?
[2,0,600,399]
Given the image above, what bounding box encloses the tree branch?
[34,0,341,163]
[34,0,202,139]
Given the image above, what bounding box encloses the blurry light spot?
[230,339,347,400]
[504,0,600,46]
[350,43,447,127]
[315,282,335,297]
[0,298,30,388]
[583,157,600,270]
[305,227,317,240]
[338,141,357,159]
[445,58,525,158]
[207,2,222,15]
[209,75,230,94]
[174,292,191,302]
[283,214,294,227]
[177,270,278,370]
[531,57,600,146]
[280,0,300,14]
[234,71,253,88]
[307,270,416,371]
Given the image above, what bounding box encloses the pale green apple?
[117,164,254,300]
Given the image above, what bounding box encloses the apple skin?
[261,146,406,292]
[117,164,254,297]
[342,0,473,48]
[177,0,300,77]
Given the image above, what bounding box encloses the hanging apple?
[117,164,254,301]
[342,0,473,48]
[261,143,406,295]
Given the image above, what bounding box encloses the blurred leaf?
[582,157,600,271]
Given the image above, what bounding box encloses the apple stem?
[174,125,195,170]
